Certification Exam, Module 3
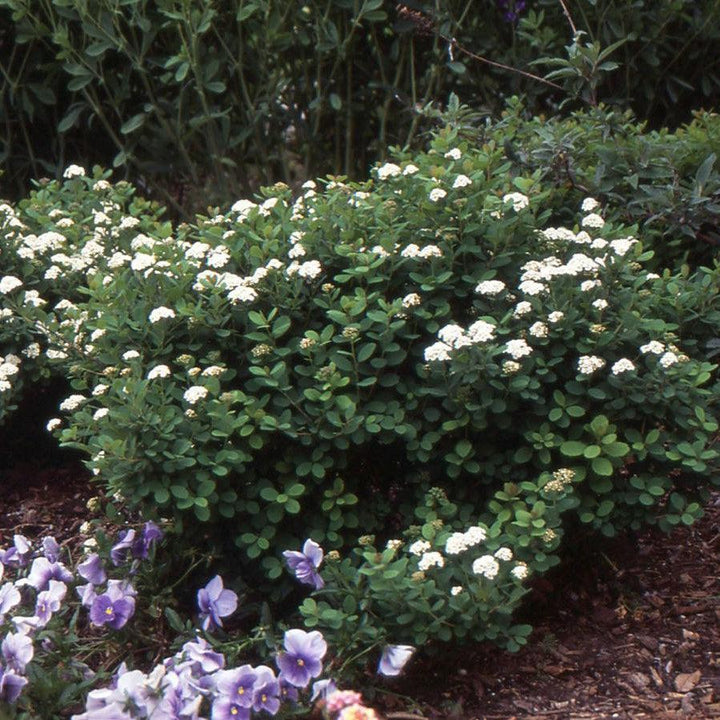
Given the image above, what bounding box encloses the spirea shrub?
[1,130,719,641]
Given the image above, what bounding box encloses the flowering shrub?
[1,127,719,653]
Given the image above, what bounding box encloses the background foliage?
[1,0,719,212]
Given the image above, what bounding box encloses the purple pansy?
[18,556,73,591]
[252,665,280,715]
[110,529,136,566]
[377,644,415,676]
[214,665,257,708]
[1,632,34,674]
[132,521,163,559]
[35,579,68,627]
[42,536,61,563]
[275,629,327,688]
[78,553,107,585]
[89,582,136,630]
[0,665,28,703]
[181,637,225,674]
[197,575,238,631]
[1,535,31,567]
[0,582,21,621]
[310,677,337,702]
[282,539,325,590]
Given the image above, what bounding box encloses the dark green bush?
[2,0,719,210]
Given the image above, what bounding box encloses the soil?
[2,457,719,720]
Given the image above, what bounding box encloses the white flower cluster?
[423,320,496,362]
[444,525,487,555]
[503,192,530,211]
[577,355,606,375]
[475,279,506,296]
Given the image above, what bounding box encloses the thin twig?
[385,714,429,720]
[556,0,578,37]
[439,34,564,91]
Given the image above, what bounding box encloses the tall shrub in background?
[1,0,719,210]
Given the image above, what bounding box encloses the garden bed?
[2,457,719,719]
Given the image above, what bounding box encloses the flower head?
[283,539,324,590]
[197,575,238,631]
[89,583,136,630]
[377,645,415,676]
[276,629,327,688]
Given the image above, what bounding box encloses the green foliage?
[2,0,720,207]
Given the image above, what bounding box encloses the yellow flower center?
[297,658,304,666]
[105,606,113,615]
[237,687,244,695]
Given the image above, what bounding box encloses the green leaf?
[592,456,614,476]
[560,440,586,457]
[120,113,146,135]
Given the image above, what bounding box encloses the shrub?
[2,125,719,651]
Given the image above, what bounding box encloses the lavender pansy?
[282,539,325,590]
[310,678,338,702]
[378,644,415,676]
[1,632,34,673]
[0,582,21,621]
[181,637,225,673]
[0,665,28,703]
[35,580,68,627]
[252,665,280,715]
[18,556,73,590]
[89,582,136,629]
[276,629,327,688]
[197,575,238,631]
[42,536,61,563]
[110,529,136,566]
[214,665,257,708]
[132,521,163,559]
[78,553,107,585]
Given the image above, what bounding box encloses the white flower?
[63,164,86,178]
[297,260,323,279]
[402,293,421,308]
[580,279,602,292]
[451,586,463,596]
[475,279,506,296]
[424,341,452,362]
[529,321,548,338]
[401,244,420,258]
[592,299,609,310]
[502,360,521,375]
[503,192,529,211]
[518,280,547,296]
[93,408,109,421]
[577,355,606,375]
[444,148,462,160]
[581,197,600,213]
[92,384,108,396]
[418,244,443,258]
[0,276,22,294]
[130,253,155,271]
[231,199,257,216]
[59,394,86,412]
[22,343,41,359]
[207,247,231,268]
[547,311,564,323]
[452,174,472,189]
[183,386,209,404]
[46,418,61,432]
[403,164,419,176]
[445,533,469,555]
[514,301,532,317]
[122,350,140,361]
[504,339,533,359]
[464,526,488,546]
[609,237,638,256]
[439,324,472,349]
[428,188,447,203]
[467,320,496,343]
[417,551,445,571]
[376,162,402,180]
[511,562,529,580]
[148,306,176,323]
[494,547,513,561]
[147,365,171,380]
[408,540,431,556]
[659,351,679,368]
[611,358,636,375]
[472,555,500,580]
[202,365,225,377]
[581,213,605,229]
[640,341,665,355]
[288,243,306,259]
[228,286,258,303]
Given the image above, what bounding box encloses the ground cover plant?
[0,111,719,715]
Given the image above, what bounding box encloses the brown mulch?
[2,462,719,719]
